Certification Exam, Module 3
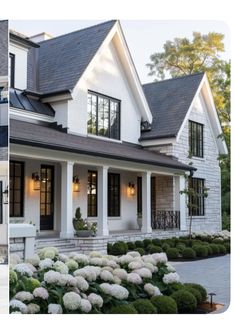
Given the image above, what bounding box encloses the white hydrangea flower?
[75,276,89,291]
[15,291,34,302]
[38,247,58,260]
[134,267,152,279]
[66,259,78,271]
[60,274,78,287]
[88,293,103,308]
[152,252,168,264]
[79,299,92,313]
[144,262,156,273]
[69,252,77,258]
[107,260,119,269]
[81,293,88,299]
[113,268,128,280]
[89,251,102,258]
[59,254,69,263]
[110,284,129,300]
[100,283,112,295]
[10,254,21,266]
[63,292,81,311]
[39,258,54,270]
[163,272,180,284]
[14,264,33,277]
[48,304,63,314]
[128,261,144,270]
[142,255,156,265]
[53,261,69,274]
[127,272,143,284]
[26,254,40,267]
[25,263,37,273]
[101,258,109,266]
[165,263,176,272]
[89,257,103,266]
[44,270,61,284]
[100,270,114,282]
[117,254,134,265]
[73,254,89,265]
[10,299,28,313]
[144,283,162,296]
[101,266,113,272]
[33,287,49,300]
[127,251,141,258]
[74,267,97,282]
[113,276,121,285]
[27,303,40,314]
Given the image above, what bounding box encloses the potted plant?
[137,212,142,229]
[73,207,97,237]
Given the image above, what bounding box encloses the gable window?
[10,161,24,217]
[188,178,205,216]
[87,170,97,217]
[87,91,120,140]
[9,53,15,88]
[108,173,120,217]
[189,121,203,158]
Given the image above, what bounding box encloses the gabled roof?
[27,20,116,93]
[10,119,195,172]
[0,20,8,77]
[141,73,204,140]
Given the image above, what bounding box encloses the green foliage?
[184,283,208,302]
[161,243,171,252]
[222,212,230,231]
[171,290,197,313]
[192,245,208,257]
[134,247,145,256]
[209,243,220,255]
[152,238,162,246]
[218,244,227,254]
[176,242,186,252]
[224,242,230,253]
[147,245,163,254]
[166,247,179,259]
[143,239,152,248]
[184,286,202,304]
[110,241,128,256]
[126,242,135,250]
[135,240,144,248]
[109,304,137,314]
[9,270,18,285]
[107,243,113,254]
[24,277,41,292]
[213,237,224,244]
[151,295,178,314]
[182,247,196,259]
[132,299,157,314]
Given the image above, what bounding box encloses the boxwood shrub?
[147,245,163,254]
[171,290,197,313]
[152,238,161,246]
[126,242,135,250]
[209,243,220,255]
[135,240,144,248]
[143,239,152,248]
[224,242,230,253]
[161,243,171,252]
[192,245,208,257]
[184,286,202,304]
[218,244,227,254]
[110,241,128,255]
[151,295,177,314]
[166,247,179,259]
[132,299,157,314]
[182,247,196,259]
[109,304,137,314]
[176,242,186,252]
[184,283,207,302]
[134,247,145,255]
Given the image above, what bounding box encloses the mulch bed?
[195,302,224,314]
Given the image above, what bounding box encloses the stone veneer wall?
[10,237,25,259]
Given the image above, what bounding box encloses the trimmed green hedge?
[171,290,197,313]
[151,295,177,314]
[110,304,137,314]
[132,299,157,314]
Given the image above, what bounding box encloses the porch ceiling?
[10,119,195,172]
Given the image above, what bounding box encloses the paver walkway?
[170,254,230,312]
[0,265,8,314]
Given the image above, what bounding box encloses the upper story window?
[9,53,15,88]
[189,120,203,158]
[87,91,120,140]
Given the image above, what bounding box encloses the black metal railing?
[151,210,180,230]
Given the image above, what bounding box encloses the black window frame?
[9,53,15,88]
[108,173,120,217]
[137,176,142,214]
[10,161,24,218]
[188,177,205,216]
[0,181,2,224]
[87,170,97,217]
[189,120,204,158]
[87,90,121,140]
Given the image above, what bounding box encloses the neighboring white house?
[9,21,227,257]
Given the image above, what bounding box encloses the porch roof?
[10,119,195,172]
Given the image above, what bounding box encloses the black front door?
[40,165,54,230]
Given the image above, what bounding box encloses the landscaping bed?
[10,247,211,314]
[108,231,230,261]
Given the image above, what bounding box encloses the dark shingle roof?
[10,119,195,172]
[27,20,116,93]
[141,73,204,140]
[0,20,8,77]
[10,88,55,117]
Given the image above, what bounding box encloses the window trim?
[10,53,15,88]
[188,177,205,216]
[10,160,24,218]
[108,173,120,218]
[189,120,204,158]
[87,90,121,140]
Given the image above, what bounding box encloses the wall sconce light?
[2,186,8,204]
[73,175,80,192]
[32,172,41,190]
[128,182,135,196]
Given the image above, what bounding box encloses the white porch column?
[141,171,152,233]
[175,175,187,231]
[60,161,74,238]
[97,166,109,236]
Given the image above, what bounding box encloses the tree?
[147,32,230,230]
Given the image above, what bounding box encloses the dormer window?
[87,91,120,140]
[9,53,15,88]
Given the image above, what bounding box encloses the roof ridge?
[142,72,205,86]
[37,20,117,44]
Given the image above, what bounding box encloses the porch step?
[35,238,78,254]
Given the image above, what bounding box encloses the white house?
[9,21,227,257]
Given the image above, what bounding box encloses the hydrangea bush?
[9,248,206,314]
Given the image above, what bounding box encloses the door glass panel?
[40,165,54,230]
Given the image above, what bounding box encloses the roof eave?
[10,33,40,48]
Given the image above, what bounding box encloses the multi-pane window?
[137,176,142,214]
[188,178,205,216]
[87,171,97,217]
[87,91,120,140]
[10,161,24,217]
[108,173,120,217]
[189,121,203,158]
[9,53,15,88]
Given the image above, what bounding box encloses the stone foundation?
[10,237,25,259]
[73,237,108,254]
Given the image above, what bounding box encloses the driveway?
[170,254,230,312]
[0,265,8,314]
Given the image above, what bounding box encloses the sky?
[10,20,230,84]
